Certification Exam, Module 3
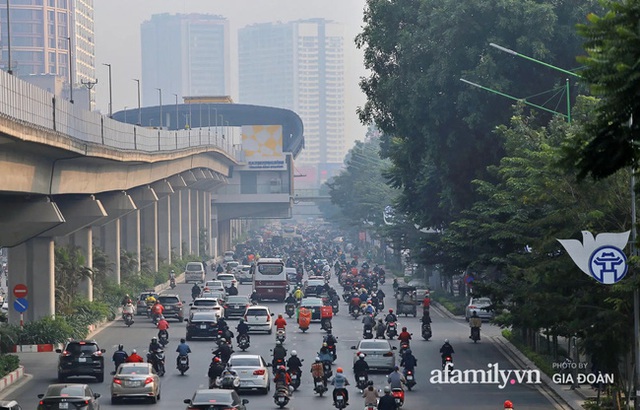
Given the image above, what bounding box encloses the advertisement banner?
[241,125,286,170]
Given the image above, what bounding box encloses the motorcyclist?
[208,356,225,388]
[504,400,514,409]
[311,357,326,387]
[157,315,170,340]
[191,283,201,299]
[236,318,250,344]
[287,350,303,373]
[353,353,370,381]
[387,366,406,389]
[398,327,412,344]
[227,283,239,296]
[151,300,164,321]
[349,293,361,314]
[362,381,379,407]
[121,294,133,306]
[323,329,338,358]
[385,309,398,323]
[364,301,376,316]
[217,317,229,332]
[145,294,157,313]
[331,367,350,405]
[125,349,144,363]
[293,286,304,301]
[376,289,386,309]
[362,313,376,330]
[285,292,297,305]
[274,364,292,386]
[274,314,287,331]
[122,302,135,318]
[250,290,260,304]
[112,344,128,372]
[375,319,386,339]
[213,340,233,364]
[169,269,176,281]
[176,338,191,367]
[272,340,287,368]
[440,339,455,367]
[377,386,398,410]
[469,311,482,340]
[148,337,161,354]
[318,343,333,363]
[400,348,417,375]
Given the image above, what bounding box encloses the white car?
[203,280,225,293]
[228,354,271,394]
[235,265,252,284]
[216,273,238,290]
[244,305,273,334]
[189,298,224,318]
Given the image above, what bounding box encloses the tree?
[570,0,640,179]
[55,245,93,314]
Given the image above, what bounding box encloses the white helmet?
[359,353,365,358]
[291,350,297,356]
[444,339,449,343]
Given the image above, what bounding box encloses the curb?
[0,366,24,393]
[431,300,463,320]
[11,343,63,353]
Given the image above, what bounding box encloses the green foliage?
[0,355,19,378]
[55,245,93,314]
[16,316,77,344]
[431,292,466,316]
[503,330,554,377]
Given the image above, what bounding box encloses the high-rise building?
[0,0,96,104]
[239,18,345,185]
[141,13,230,109]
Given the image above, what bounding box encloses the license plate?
[126,380,140,387]
[279,397,285,402]
[408,375,413,380]
[359,376,365,381]
[268,289,273,293]
[59,403,69,409]
[291,374,297,380]
[78,357,86,363]
[200,325,207,329]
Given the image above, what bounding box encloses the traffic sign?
[13,284,27,298]
[13,298,28,313]
[464,274,474,284]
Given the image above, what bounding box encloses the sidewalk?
[431,301,591,410]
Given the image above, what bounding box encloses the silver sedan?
[351,339,397,372]
[110,362,161,404]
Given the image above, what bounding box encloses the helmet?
[279,365,286,371]
[367,380,374,386]
[291,350,297,356]
[405,348,412,355]
[444,339,449,344]
[118,344,124,351]
[359,353,365,359]
[394,366,400,371]
[278,314,283,318]
[276,340,282,345]
[384,386,391,393]
[504,400,513,409]
[322,342,328,347]
[389,309,393,313]
[315,357,321,362]
[213,357,221,363]
[132,349,137,354]
[402,327,407,332]
[151,337,157,342]
[336,367,343,373]
[180,338,186,344]
[239,318,245,323]
[327,329,332,335]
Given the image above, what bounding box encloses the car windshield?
[226,296,249,304]
[229,357,261,367]
[66,343,98,355]
[206,281,223,288]
[247,309,268,317]
[118,365,150,375]
[302,298,323,307]
[46,385,87,397]
[194,300,219,307]
[192,391,233,405]
[158,296,179,304]
[307,280,324,287]
[474,298,491,306]
[186,264,203,272]
[359,340,391,350]
[257,263,284,275]
[218,275,233,280]
[192,312,217,321]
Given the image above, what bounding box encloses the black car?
[186,311,218,340]
[184,389,248,410]
[300,297,324,321]
[157,294,184,321]
[37,383,101,410]
[56,340,106,382]
[224,296,250,319]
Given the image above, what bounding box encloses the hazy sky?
[94,0,369,147]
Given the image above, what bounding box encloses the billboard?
[242,125,286,170]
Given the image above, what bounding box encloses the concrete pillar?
[170,191,182,259]
[190,190,200,256]
[141,203,158,273]
[73,227,93,301]
[157,195,171,264]
[101,219,121,284]
[181,189,192,255]
[218,220,231,254]
[121,210,141,273]
[200,191,207,257]
[31,238,55,320]
[206,192,213,258]
[7,242,28,324]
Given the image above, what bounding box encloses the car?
[351,339,397,372]
[156,294,184,321]
[304,278,326,296]
[184,389,249,410]
[224,261,240,273]
[299,297,324,321]
[201,289,227,302]
[228,354,270,394]
[56,340,106,382]
[37,383,101,410]
[216,273,238,289]
[203,280,225,293]
[235,265,252,283]
[186,310,219,340]
[136,291,158,316]
[244,305,274,334]
[0,400,22,410]
[110,362,161,404]
[189,298,224,318]
[465,297,494,321]
[184,262,206,283]
[285,267,297,282]
[223,251,235,263]
[224,295,251,319]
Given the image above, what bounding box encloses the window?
[229,357,261,367]
[247,308,268,317]
[257,263,283,275]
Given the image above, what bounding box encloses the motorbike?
[442,356,454,372]
[148,350,165,377]
[272,358,286,375]
[177,355,189,375]
[327,344,337,362]
[351,306,361,319]
[237,334,250,351]
[399,341,410,357]
[322,360,333,379]
[276,329,286,344]
[321,319,333,333]
[169,278,176,289]
[386,322,398,339]
[289,367,302,391]
[421,323,432,341]
[273,383,290,409]
[392,388,405,407]
[158,330,169,347]
[405,370,416,391]
[313,376,327,396]
[334,389,348,409]
[331,299,340,313]
[122,313,134,327]
[342,291,351,303]
[363,326,374,339]
[216,372,241,390]
[471,326,481,343]
[285,303,296,318]
[355,372,369,390]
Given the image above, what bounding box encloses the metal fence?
[0,70,238,157]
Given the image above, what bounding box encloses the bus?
[252,258,287,302]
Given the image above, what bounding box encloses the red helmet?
[389,309,393,313]
[504,400,513,409]
[279,365,286,371]
[213,357,221,363]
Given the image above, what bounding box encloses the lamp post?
[80,78,98,110]
[156,88,163,128]
[123,106,127,123]
[102,63,112,117]
[133,79,141,126]
[5,0,12,75]
[67,36,74,103]
[173,93,179,129]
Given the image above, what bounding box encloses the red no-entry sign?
[13,284,28,298]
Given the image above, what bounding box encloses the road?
[3,269,562,409]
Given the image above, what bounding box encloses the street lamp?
[123,106,127,123]
[133,79,141,126]
[80,78,98,110]
[5,0,12,75]
[156,88,163,128]
[102,63,113,117]
[66,36,74,103]
[173,93,179,129]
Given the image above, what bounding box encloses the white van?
[223,251,235,262]
[184,262,205,284]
